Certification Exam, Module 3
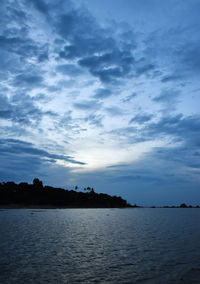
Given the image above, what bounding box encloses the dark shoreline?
[1,180,199,209]
[0,204,199,209]
[0,179,130,208]
[0,204,134,209]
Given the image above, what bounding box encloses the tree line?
[0,178,131,208]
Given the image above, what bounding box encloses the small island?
[0,179,132,208]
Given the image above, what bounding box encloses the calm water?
[0,208,200,283]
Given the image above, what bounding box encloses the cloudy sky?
[0,0,200,205]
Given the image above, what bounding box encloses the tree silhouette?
[33,178,43,190]
[0,179,130,208]
[180,203,187,208]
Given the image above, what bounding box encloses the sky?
[0,0,200,206]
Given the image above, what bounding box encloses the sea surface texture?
[0,208,200,283]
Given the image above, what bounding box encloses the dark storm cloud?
[105,106,123,116]
[122,114,200,161]
[109,113,200,149]
[187,163,200,169]
[55,112,88,135]
[0,35,49,62]
[153,89,180,113]
[122,92,137,103]
[12,73,44,89]
[0,0,49,61]
[151,146,190,165]
[112,174,162,184]
[129,114,153,124]
[0,0,49,92]
[84,114,103,127]
[78,50,134,83]
[0,154,43,182]
[29,0,49,14]
[32,93,50,102]
[56,8,116,59]
[73,100,101,111]
[1,0,156,91]
[0,95,10,110]
[143,145,200,182]
[161,74,180,83]
[153,89,180,104]
[143,17,200,83]
[145,114,200,147]
[2,0,27,25]
[0,50,19,78]
[0,139,85,165]
[176,41,200,74]
[93,88,112,99]
[134,58,155,76]
[0,142,75,184]
[56,64,83,76]
[47,85,62,93]
[0,111,12,119]
[0,94,56,126]
[51,1,139,83]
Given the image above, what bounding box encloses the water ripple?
[0,208,200,283]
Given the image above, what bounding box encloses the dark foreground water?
[0,209,200,283]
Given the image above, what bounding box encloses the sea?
[0,208,200,283]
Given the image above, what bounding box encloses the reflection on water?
[0,208,200,283]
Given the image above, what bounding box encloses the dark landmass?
[150,203,200,208]
[0,179,133,208]
[0,179,198,209]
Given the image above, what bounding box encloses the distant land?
[0,178,132,208]
[0,179,199,209]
